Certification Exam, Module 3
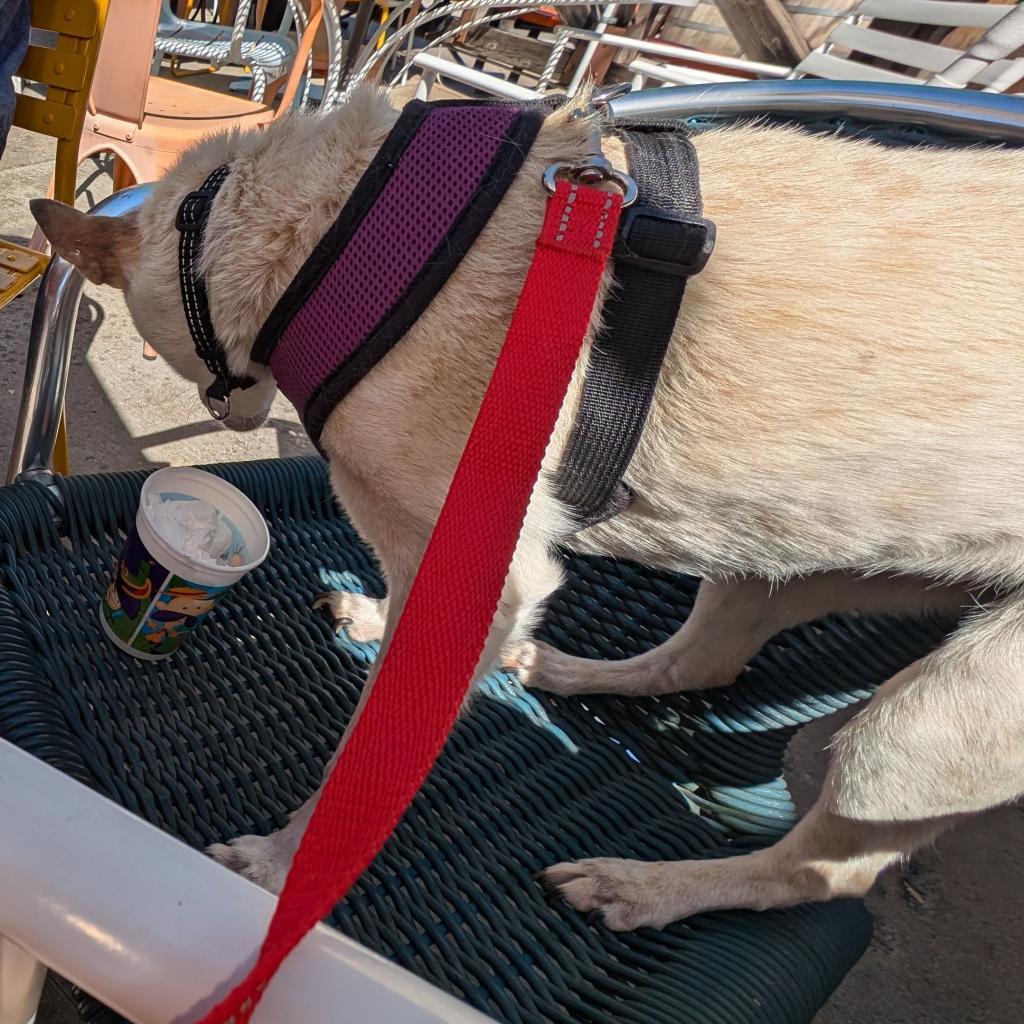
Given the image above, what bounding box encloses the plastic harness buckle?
[614,205,716,278]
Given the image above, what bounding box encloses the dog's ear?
[29,199,140,289]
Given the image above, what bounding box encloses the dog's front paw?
[538,858,687,930]
[313,590,388,643]
[208,833,293,894]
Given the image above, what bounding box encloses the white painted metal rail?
[0,740,494,1024]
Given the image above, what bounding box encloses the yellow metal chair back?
[15,0,111,205]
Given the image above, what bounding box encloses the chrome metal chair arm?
[6,183,153,487]
[608,80,1024,144]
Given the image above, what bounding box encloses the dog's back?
[46,92,1024,590]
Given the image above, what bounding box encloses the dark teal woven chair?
[0,457,951,1024]
[5,83,1021,1024]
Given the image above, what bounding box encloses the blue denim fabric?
[0,0,30,159]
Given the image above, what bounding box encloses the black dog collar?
[176,165,256,418]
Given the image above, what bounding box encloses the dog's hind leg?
[522,571,967,697]
[540,590,1024,929]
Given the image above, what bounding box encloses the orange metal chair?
[78,0,323,188]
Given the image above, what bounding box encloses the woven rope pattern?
[154,35,290,67]
[0,458,954,1023]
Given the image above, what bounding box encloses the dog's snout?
[196,376,276,432]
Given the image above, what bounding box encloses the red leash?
[195,180,622,1024]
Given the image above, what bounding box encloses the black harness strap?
[555,124,715,529]
[176,165,255,413]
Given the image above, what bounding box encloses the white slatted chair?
[795,0,1024,93]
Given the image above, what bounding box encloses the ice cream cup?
[99,467,270,660]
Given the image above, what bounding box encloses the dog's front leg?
[210,517,565,892]
[540,589,1024,929]
[522,571,968,697]
[207,564,417,893]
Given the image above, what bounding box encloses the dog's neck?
[302,102,613,538]
[249,99,578,446]
[198,88,404,376]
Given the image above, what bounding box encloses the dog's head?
[31,90,399,432]
[30,146,286,431]
[31,183,276,431]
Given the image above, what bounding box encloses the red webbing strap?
[194,180,622,1024]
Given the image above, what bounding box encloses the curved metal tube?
[5,184,153,487]
[608,80,1024,143]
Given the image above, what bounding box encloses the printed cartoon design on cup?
[141,583,221,650]
[101,526,231,656]
[100,468,270,661]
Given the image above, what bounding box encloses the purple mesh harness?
[249,99,550,447]
[176,98,712,528]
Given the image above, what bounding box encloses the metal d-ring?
[205,393,232,421]
[542,157,639,207]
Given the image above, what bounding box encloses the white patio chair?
[794,0,1024,93]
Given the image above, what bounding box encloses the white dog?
[32,87,1024,932]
